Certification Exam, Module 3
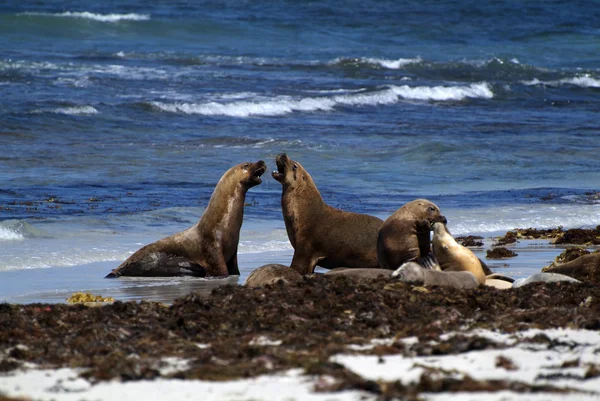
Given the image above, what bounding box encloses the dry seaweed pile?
[1,275,600,398]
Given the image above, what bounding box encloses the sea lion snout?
[245,160,267,187]
[272,153,288,182]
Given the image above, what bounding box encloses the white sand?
[2,328,599,401]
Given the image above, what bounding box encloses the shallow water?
[1,1,599,302]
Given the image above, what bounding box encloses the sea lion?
[432,222,486,284]
[485,273,515,289]
[377,199,446,271]
[541,252,600,283]
[512,272,581,288]
[105,160,267,278]
[324,267,394,279]
[245,264,302,288]
[273,153,383,275]
[392,262,480,289]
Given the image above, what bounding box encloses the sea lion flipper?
[417,253,441,270]
[290,251,321,275]
[226,254,240,276]
[106,253,207,278]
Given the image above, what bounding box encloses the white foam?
[362,57,423,69]
[390,82,493,101]
[150,83,493,117]
[523,74,600,88]
[33,106,98,115]
[19,11,150,22]
[239,240,292,254]
[0,226,24,241]
[445,203,600,236]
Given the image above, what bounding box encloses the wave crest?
[149,83,493,117]
[19,11,150,23]
[32,106,98,115]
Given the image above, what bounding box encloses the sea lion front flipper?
[417,253,441,270]
[290,250,322,275]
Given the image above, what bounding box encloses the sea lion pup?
[105,160,267,278]
[272,153,384,275]
[542,252,600,283]
[245,264,302,288]
[512,272,581,288]
[432,222,486,284]
[392,262,480,289]
[377,199,447,271]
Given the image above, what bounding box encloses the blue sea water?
[1,1,599,302]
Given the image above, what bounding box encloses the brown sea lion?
[245,264,302,287]
[392,262,480,289]
[541,252,600,283]
[432,222,486,284]
[272,154,384,275]
[377,199,446,270]
[105,160,267,278]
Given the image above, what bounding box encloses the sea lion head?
[432,221,454,256]
[392,262,425,284]
[404,199,447,228]
[230,160,267,189]
[272,153,310,187]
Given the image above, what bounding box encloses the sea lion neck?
[197,177,247,230]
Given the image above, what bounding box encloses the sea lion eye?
[292,164,297,171]
[428,206,436,212]
[243,163,250,169]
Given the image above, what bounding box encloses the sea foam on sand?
[1,328,599,401]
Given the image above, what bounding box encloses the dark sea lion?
[432,222,486,284]
[245,264,302,288]
[377,199,447,271]
[392,262,480,289]
[105,160,267,278]
[273,153,383,275]
[541,252,600,283]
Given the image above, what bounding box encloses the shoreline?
[0,232,598,304]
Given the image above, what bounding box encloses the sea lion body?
[392,262,480,289]
[542,252,600,283]
[245,264,302,288]
[512,272,581,288]
[105,161,267,278]
[432,222,486,284]
[377,199,446,270]
[273,154,383,275]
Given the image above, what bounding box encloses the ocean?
[1,0,599,303]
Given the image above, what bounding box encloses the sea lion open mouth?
[250,160,267,185]
[272,153,288,182]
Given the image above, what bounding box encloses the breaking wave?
[32,106,98,115]
[19,11,150,23]
[149,83,493,117]
[524,74,600,88]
